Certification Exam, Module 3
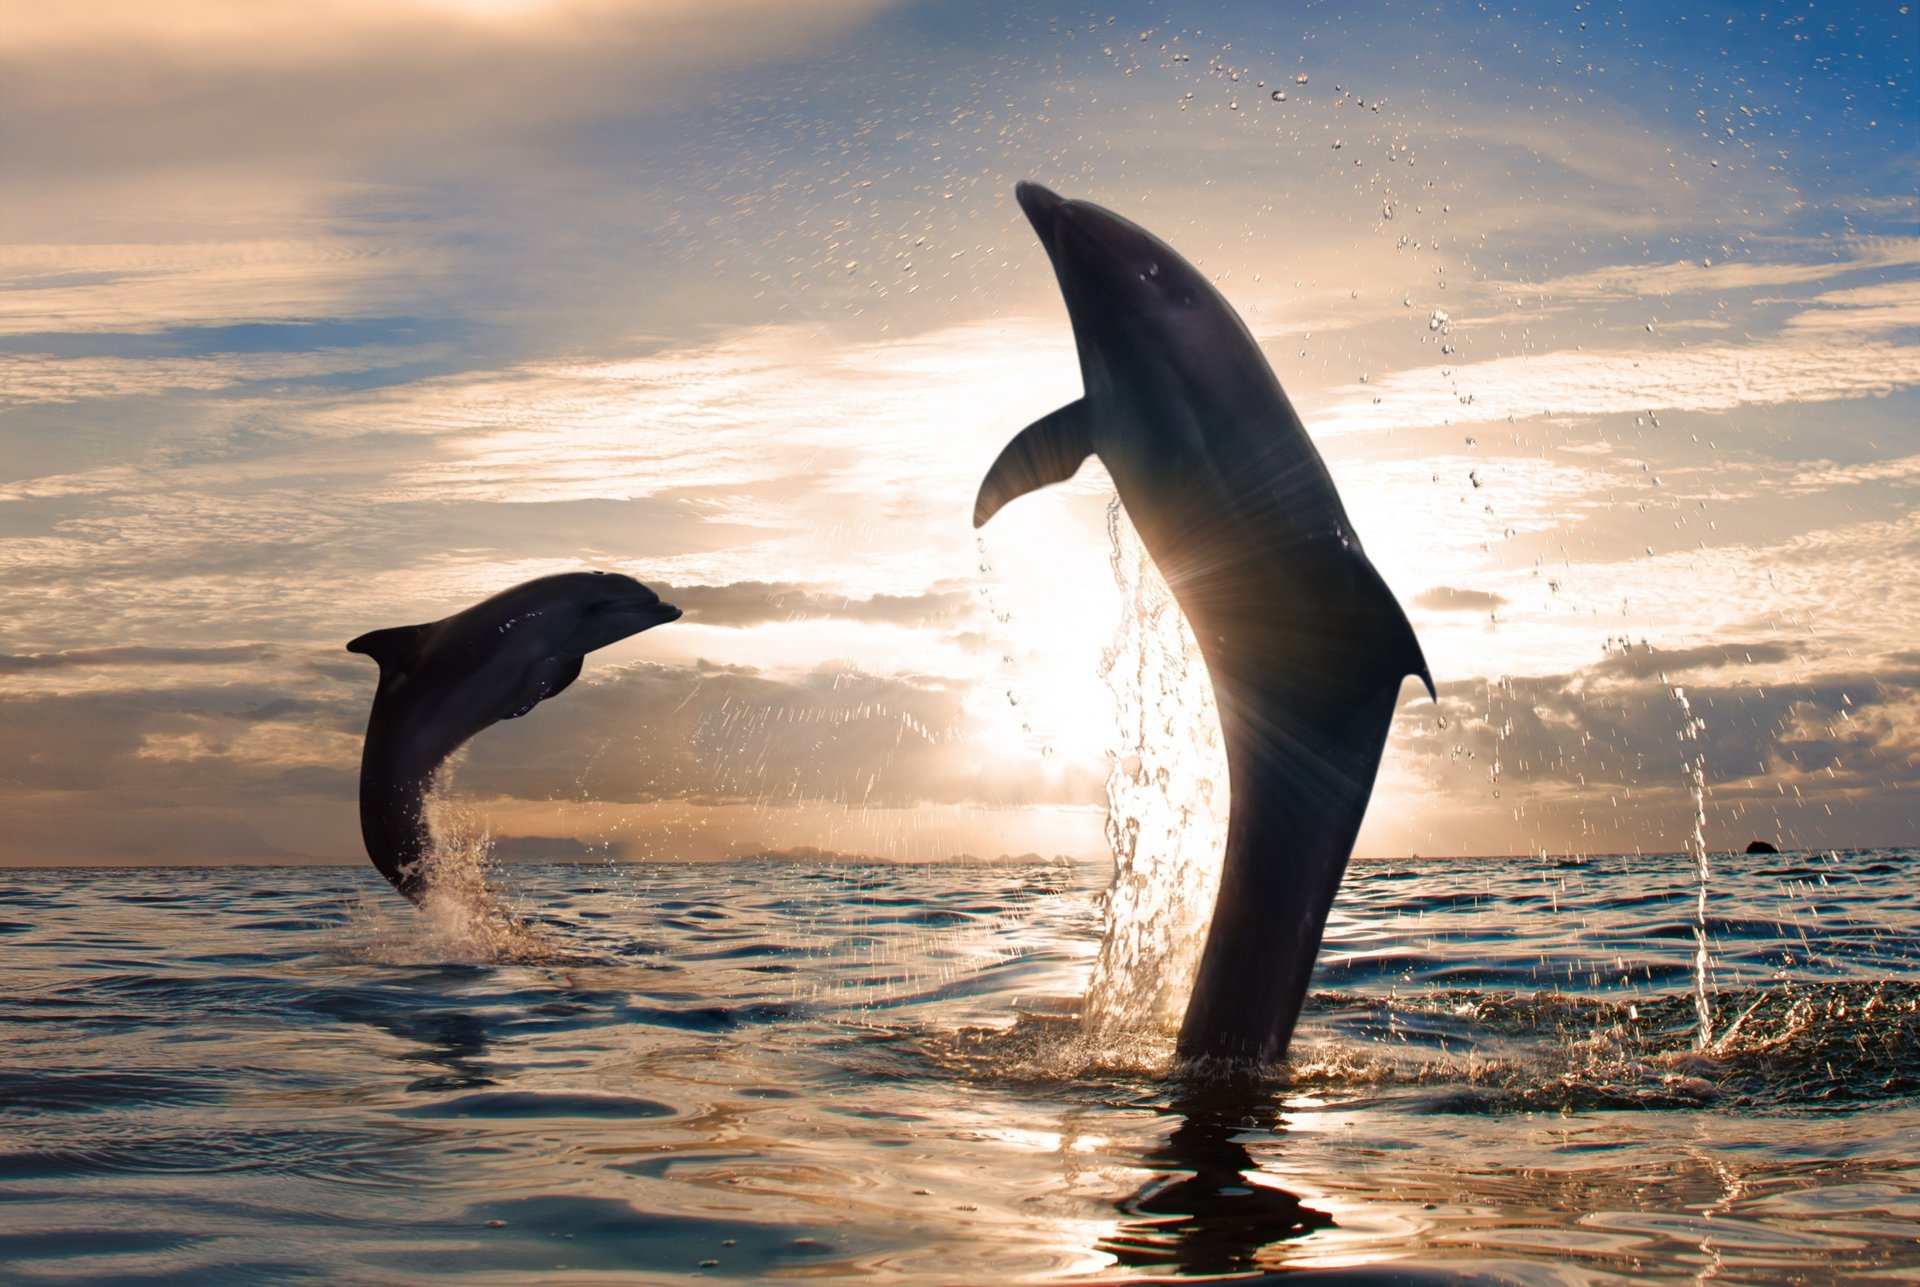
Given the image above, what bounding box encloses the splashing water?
[1672,683,1714,1048]
[1081,498,1229,1034]
[342,790,557,965]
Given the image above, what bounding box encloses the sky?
[1,0,1915,867]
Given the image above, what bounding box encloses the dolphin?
[975,182,1434,1064]
[347,572,680,903]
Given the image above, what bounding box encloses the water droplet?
[1271,89,1287,101]
[1331,139,1344,150]
[1295,73,1309,84]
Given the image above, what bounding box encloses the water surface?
[2,848,1916,1283]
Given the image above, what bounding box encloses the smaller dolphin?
[348,572,680,903]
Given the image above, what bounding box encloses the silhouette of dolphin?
[976,182,1434,1064]
[347,572,680,903]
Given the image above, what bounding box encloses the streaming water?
[1671,683,1715,1049]
[1080,499,1227,1035]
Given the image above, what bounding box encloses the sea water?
[1,848,1916,1284]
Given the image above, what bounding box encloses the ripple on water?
[393,1091,677,1120]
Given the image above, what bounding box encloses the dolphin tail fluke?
[973,400,1094,527]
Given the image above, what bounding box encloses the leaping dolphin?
[347,572,680,903]
[976,182,1434,1064]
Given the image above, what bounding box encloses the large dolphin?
[348,572,680,903]
[976,182,1434,1064]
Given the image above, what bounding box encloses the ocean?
[2,847,1916,1284]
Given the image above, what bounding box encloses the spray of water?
[340,784,557,965]
[1081,498,1230,1034]
[1671,683,1714,1048]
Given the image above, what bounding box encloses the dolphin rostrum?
[976,182,1434,1064]
[347,572,680,903]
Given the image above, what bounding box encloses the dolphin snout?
[602,596,681,628]
[634,600,682,626]
[1016,181,1067,241]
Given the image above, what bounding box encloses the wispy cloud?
[0,643,274,674]
[1415,587,1507,613]
[1503,237,1920,302]
[1314,340,1920,436]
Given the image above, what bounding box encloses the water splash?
[1081,498,1229,1034]
[1671,684,1714,1048]
[341,791,557,965]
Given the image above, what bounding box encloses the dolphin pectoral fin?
[346,623,432,677]
[973,400,1095,527]
[500,656,583,719]
[540,655,584,701]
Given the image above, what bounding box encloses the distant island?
[1744,840,1780,855]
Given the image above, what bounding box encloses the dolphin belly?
[1174,673,1405,1063]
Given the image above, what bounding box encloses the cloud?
[663,581,974,629]
[1312,340,1920,437]
[1784,279,1920,336]
[1782,454,1920,494]
[1587,642,1796,681]
[1415,587,1507,612]
[0,643,275,674]
[1503,237,1920,302]
[0,344,452,402]
[452,659,1098,811]
[1378,650,1920,855]
[0,651,1102,864]
[0,0,895,177]
[0,238,449,338]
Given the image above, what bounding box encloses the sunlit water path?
[2,849,1916,1283]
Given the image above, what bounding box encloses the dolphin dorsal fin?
[346,623,431,676]
[973,400,1094,528]
[1352,561,1437,702]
